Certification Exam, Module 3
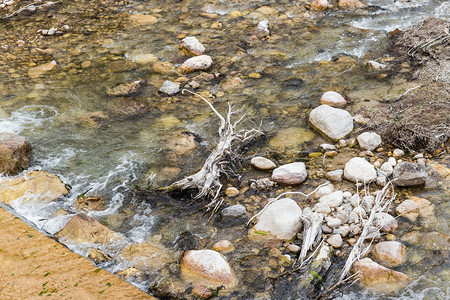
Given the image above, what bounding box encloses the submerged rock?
[166,130,200,155]
[181,250,237,289]
[372,241,407,268]
[212,240,235,253]
[351,258,410,293]
[181,55,213,73]
[357,132,382,151]
[106,97,149,119]
[75,195,106,211]
[309,105,353,141]
[119,242,174,271]
[106,79,146,97]
[0,132,32,175]
[159,80,180,96]
[374,212,398,233]
[252,198,302,240]
[0,170,68,205]
[116,267,147,281]
[395,199,420,221]
[401,231,449,251]
[28,60,58,78]
[271,162,307,185]
[269,127,315,149]
[338,0,365,9]
[344,157,377,183]
[393,162,427,186]
[180,36,206,56]
[55,213,122,244]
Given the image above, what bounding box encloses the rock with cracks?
[0,132,32,175]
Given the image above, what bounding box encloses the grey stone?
[326,169,344,182]
[313,203,331,214]
[319,91,347,107]
[319,143,337,151]
[357,132,382,151]
[159,80,180,96]
[319,191,343,208]
[221,204,246,219]
[375,212,398,233]
[326,217,342,228]
[250,156,276,170]
[393,162,427,186]
[327,234,343,248]
[344,157,377,183]
[180,36,205,56]
[393,149,404,158]
[271,162,307,185]
[181,55,213,73]
[309,105,353,141]
[381,162,394,176]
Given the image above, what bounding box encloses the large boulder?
[344,157,377,183]
[118,243,174,271]
[271,162,307,185]
[371,241,407,268]
[309,105,353,141]
[0,132,32,175]
[351,258,410,293]
[180,250,237,289]
[252,198,302,240]
[393,162,427,186]
[55,214,122,244]
[0,170,68,205]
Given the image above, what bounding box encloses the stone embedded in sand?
[28,60,58,78]
[351,258,409,292]
[152,61,178,75]
[0,132,32,175]
[319,91,346,107]
[357,132,382,151]
[55,213,122,244]
[118,243,174,271]
[252,198,303,240]
[271,162,307,185]
[372,241,407,268]
[0,170,68,205]
[269,127,315,149]
[180,250,237,289]
[181,55,213,73]
[159,80,180,96]
[309,105,353,141]
[180,36,205,56]
[393,162,427,186]
[344,157,377,183]
[212,240,235,253]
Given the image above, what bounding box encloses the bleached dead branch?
[298,207,323,264]
[169,89,262,209]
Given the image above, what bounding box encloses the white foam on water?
[435,1,450,18]
[125,204,155,243]
[0,105,59,134]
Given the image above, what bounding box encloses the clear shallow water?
[0,0,448,298]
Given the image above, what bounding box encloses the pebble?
[159,80,180,96]
[180,36,205,56]
[395,199,419,221]
[335,225,350,237]
[319,143,337,151]
[181,55,213,73]
[221,204,247,220]
[314,182,334,197]
[322,225,332,233]
[338,139,348,147]
[250,156,276,170]
[380,162,394,176]
[225,187,239,197]
[327,234,343,248]
[271,162,307,185]
[343,191,352,199]
[393,149,405,158]
[319,191,343,208]
[375,212,398,233]
[319,91,347,107]
[212,240,235,253]
[350,224,361,235]
[388,157,397,167]
[313,203,331,214]
[326,217,342,228]
[357,132,382,151]
[326,169,344,182]
[286,244,301,254]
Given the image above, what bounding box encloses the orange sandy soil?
[0,207,155,299]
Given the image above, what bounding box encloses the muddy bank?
[0,206,153,299]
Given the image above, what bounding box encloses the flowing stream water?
[0,0,448,298]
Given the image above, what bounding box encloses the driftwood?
[168,90,261,209]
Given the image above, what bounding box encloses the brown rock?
[78,111,109,127]
[129,14,158,25]
[192,285,213,299]
[401,231,449,251]
[221,77,244,91]
[28,61,58,78]
[55,214,122,244]
[75,196,106,211]
[106,79,146,97]
[396,199,420,221]
[212,240,235,253]
[116,267,147,281]
[152,61,178,75]
[338,0,365,9]
[87,248,112,264]
[351,258,410,292]
[310,0,329,11]
[181,250,237,289]
[0,170,68,205]
[0,133,32,175]
[166,130,199,155]
[106,97,149,119]
[372,241,407,268]
[119,243,174,271]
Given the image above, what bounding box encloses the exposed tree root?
[168,89,261,210]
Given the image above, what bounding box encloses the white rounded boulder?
[344,157,377,183]
[309,105,353,141]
